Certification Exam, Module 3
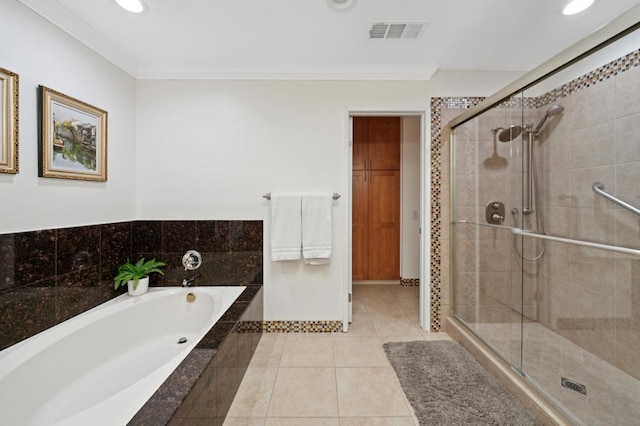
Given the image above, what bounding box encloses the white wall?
[136,73,524,321]
[0,1,137,233]
[401,116,421,279]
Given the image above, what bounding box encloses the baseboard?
[445,316,576,426]
[353,280,400,285]
[262,320,343,333]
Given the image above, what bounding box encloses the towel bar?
[263,192,341,200]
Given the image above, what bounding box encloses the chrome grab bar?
[454,220,640,258]
[512,228,640,258]
[592,182,640,217]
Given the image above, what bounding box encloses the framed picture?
[39,86,107,181]
[0,66,19,174]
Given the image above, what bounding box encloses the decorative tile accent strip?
[235,321,263,333]
[430,97,484,332]
[400,278,419,287]
[262,320,343,333]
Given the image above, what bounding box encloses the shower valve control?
[486,201,505,225]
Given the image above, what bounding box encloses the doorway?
[343,111,430,332]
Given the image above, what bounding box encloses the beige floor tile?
[377,335,427,345]
[223,418,266,426]
[370,314,426,336]
[227,368,278,417]
[267,368,339,417]
[423,331,452,341]
[361,299,407,315]
[339,417,416,426]
[280,334,335,367]
[250,333,287,368]
[333,335,390,367]
[265,418,340,426]
[336,367,411,417]
[343,313,377,336]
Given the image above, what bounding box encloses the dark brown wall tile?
[101,222,132,266]
[56,225,100,275]
[14,230,56,286]
[163,221,196,253]
[230,221,262,252]
[197,221,230,253]
[0,233,15,290]
[134,221,162,253]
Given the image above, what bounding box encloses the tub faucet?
[181,273,200,287]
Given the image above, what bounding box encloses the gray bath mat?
[384,340,541,426]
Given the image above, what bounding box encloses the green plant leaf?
[113,258,166,290]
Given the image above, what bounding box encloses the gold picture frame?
[39,86,107,181]
[0,66,19,174]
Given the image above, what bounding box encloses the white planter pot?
[127,276,149,296]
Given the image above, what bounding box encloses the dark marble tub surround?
[129,286,265,426]
[0,220,263,351]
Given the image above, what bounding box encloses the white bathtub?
[0,286,246,426]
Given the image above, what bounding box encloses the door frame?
[343,108,430,332]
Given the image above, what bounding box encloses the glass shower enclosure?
[448,18,640,426]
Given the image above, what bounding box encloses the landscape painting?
[39,86,107,181]
[0,66,18,174]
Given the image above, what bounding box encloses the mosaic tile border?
[537,47,640,106]
[262,320,343,333]
[400,277,419,287]
[429,97,484,332]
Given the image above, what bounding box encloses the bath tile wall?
[0,220,263,351]
[534,51,640,380]
[445,47,640,381]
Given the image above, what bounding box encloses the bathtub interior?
[0,286,245,426]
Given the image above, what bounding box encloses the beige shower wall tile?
[616,65,640,118]
[540,171,572,208]
[569,207,616,245]
[478,173,507,207]
[615,208,640,250]
[539,130,571,173]
[615,114,640,163]
[568,246,616,295]
[615,161,640,215]
[570,165,615,209]
[571,77,615,131]
[570,121,616,169]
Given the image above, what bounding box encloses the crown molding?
[135,63,439,81]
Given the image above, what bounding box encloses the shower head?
[532,104,564,134]
[491,125,522,142]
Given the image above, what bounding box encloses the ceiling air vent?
[369,22,427,39]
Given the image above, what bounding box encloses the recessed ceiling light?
[562,0,594,15]
[115,0,145,13]
[327,0,357,11]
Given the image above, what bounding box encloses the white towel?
[270,195,302,262]
[302,194,333,265]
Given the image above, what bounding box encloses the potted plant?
[113,258,166,296]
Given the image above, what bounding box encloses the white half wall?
[0,1,137,234]
[136,73,524,321]
[401,116,421,279]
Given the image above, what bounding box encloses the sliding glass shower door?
[450,26,640,425]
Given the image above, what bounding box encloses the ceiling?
[17,0,640,80]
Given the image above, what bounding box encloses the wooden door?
[368,170,400,280]
[368,117,400,171]
[352,117,368,171]
[352,171,368,280]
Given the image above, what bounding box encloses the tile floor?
[223,284,451,426]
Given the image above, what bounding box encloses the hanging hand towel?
[270,194,302,261]
[302,194,333,265]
